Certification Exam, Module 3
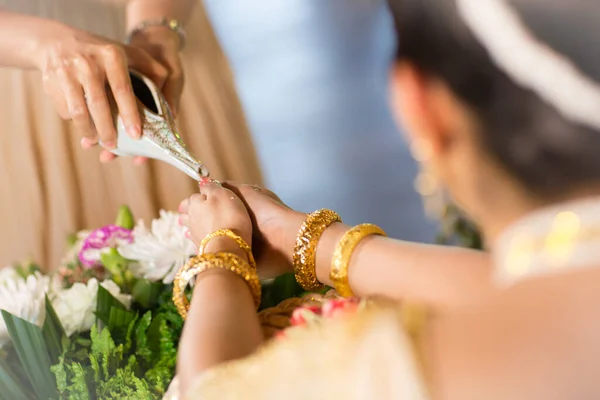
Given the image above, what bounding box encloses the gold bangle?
[330,224,387,298]
[173,252,262,320]
[293,209,342,291]
[198,229,257,270]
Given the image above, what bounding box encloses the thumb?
[162,73,184,118]
[124,46,169,89]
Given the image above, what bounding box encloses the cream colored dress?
[0,0,263,269]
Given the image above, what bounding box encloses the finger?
[226,181,282,203]
[102,45,142,139]
[178,198,190,214]
[57,63,96,140]
[99,150,117,163]
[43,75,72,120]
[199,180,233,199]
[81,137,98,149]
[189,193,208,206]
[79,63,117,149]
[125,46,169,89]
[178,213,190,227]
[161,64,184,117]
[133,156,148,165]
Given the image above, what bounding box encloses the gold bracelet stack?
[330,224,387,298]
[173,252,261,320]
[293,209,342,291]
[198,228,257,269]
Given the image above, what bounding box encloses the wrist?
[203,237,249,261]
[129,26,181,50]
[276,211,309,264]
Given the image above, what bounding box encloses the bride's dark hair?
[388,0,600,196]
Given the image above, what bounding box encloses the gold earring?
[411,141,447,220]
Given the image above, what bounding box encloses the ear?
[389,62,451,158]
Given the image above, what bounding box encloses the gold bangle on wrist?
[197,228,257,269]
[330,224,387,298]
[173,252,261,320]
[293,209,342,291]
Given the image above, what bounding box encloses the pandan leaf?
[0,356,33,400]
[132,279,164,309]
[107,308,136,344]
[1,310,58,399]
[42,296,66,364]
[95,285,126,326]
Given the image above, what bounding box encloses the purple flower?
[78,225,133,268]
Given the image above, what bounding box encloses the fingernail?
[199,177,210,187]
[80,137,97,149]
[178,216,183,226]
[127,125,142,139]
[185,230,191,238]
[104,141,116,149]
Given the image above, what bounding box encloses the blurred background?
[204,0,437,242]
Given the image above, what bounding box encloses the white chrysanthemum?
[118,210,195,284]
[50,279,132,337]
[0,272,50,346]
[0,266,20,286]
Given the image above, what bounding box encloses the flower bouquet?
[0,206,306,400]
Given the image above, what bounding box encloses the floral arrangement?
[0,206,305,400]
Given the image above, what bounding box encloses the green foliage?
[49,287,183,399]
[0,280,184,400]
[259,273,306,310]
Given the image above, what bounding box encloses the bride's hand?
[36,26,169,161]
[179,181,253,255]
[224,182,307,278]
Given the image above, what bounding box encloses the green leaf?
[42,296,66,364]
[132,279,164,309]
[95,285,126,326]
[100,248,128,279]
[0,356,33,400]
[107,308,136,344]
[115,205,135,230]
[1,310,58,399]
[259,273,304,310]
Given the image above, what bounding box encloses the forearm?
[126,0,196,30]
[177,249,263,393]
[0,9,69,69]
[277,213,494,307]
[316,223,495,307]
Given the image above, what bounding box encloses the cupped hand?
[38,27,169,162]
[179,181,253,256]
[223,182,307,278]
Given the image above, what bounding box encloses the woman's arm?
[126,0,196,31]
[125,0,196,117]
[229,184,496,309]
[178,255,262,394]
[317,223,495,308]
[0,9,68,69]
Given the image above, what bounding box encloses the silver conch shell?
[107,71,209,181]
